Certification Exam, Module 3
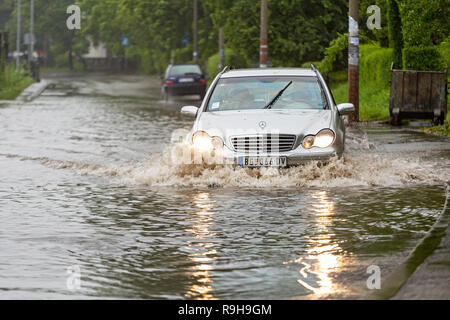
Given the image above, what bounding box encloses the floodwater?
[0,73,449,299]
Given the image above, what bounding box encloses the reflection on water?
[185,192,217,300]
[295,191,345,297]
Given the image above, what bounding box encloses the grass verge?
[326,44,392,122]
[422,112,450,137]
[0,65,34,100]
[330,81,391,122]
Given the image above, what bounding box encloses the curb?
[18,80,50,102]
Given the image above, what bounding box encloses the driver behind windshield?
[208,77,325,111]
[212,87,257,111]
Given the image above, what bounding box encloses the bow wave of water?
[7,140,449,188]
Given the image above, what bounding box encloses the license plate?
[179,78,194,83]
[238,157,287,168]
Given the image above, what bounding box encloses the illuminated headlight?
[314,129,335,148]
[302,129,335,149]
[192,131,224,152]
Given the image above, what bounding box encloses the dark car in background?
[161,64,207,101]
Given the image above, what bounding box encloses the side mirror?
[337,103,355,116]
[181,106,199,117]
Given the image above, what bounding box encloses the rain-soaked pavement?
[0,73,449,299]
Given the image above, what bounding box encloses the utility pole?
[0,33,2,66]
[219,27,225,70]
[16,0,21,70]
[193,0,198,64]
[348,0,359,122]
[29,0,34,63]
[259,0,268,68]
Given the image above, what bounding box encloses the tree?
[5,0,87,69]
[0,0,15,31]
[359,0,389,47]
[223,0,348,67]
[398,0,449,47]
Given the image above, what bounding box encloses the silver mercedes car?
[180,66,354,168]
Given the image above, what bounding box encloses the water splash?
[8,139,449,188]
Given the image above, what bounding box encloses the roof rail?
[220,66,230,74]
[310,64,321,78]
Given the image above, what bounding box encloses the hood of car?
[195,109,333,140]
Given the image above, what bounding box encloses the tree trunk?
[43,36,48,67]
[219,27,225,70]
[193,0,198,63]
[68,44,73,70]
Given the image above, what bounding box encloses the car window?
[206,76,326,111]
[164,67,171,79]
[169,65,202,76]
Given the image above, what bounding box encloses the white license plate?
[238,157,287,168]
[179,78,194,83]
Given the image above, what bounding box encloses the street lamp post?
[193,0,198,63]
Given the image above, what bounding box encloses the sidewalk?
[393,216,450,299]
[392,184,450,299]
[367,184,450,300]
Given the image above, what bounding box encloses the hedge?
[438,39,450,71]
[359,44,394,87]
[398,0,450,47]
[387,0,403,68]
[402,46,446,71]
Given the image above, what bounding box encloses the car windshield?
[207,76,327,111]
[169,65,202,76]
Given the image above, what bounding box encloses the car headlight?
[302,129,335,149]
[211,136,224,150]
[314,129,335,148]
[302,136,315,149]
[192,131,224,152]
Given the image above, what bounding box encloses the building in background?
[81,38,121,71]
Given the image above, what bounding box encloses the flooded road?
[0,73,449,299]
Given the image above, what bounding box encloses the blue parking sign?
[122,37,129,47]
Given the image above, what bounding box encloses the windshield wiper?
[263,81,293,109]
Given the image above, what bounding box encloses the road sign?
[121,37,129,47]
[24,33,35,45]
[181,33,189,45]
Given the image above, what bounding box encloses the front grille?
[231,134,296,153]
